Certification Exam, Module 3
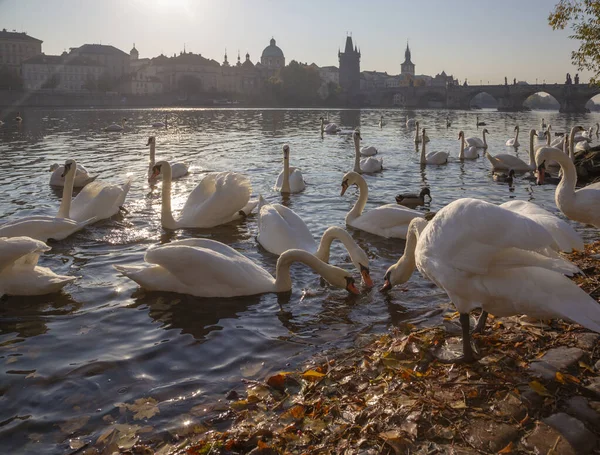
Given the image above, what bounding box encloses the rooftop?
[0,29,42,43]
[261,38,284,59]
[23,53,103,67]
[72,44,128,57]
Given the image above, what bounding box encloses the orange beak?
[380,279,392,292]
[361,270,374,288]
[536,167,545,185]
[340,183,348,196]
[347,282,360,295]
[151,168,160,179]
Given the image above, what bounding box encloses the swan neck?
[282,154,290,192]
[390,219,424,285]
[482,129,487,147]
[515,127,519,141]
[459,135,465,159]
[347,176,368,222]
[274,249,337,292]
[160,165,178,229]
[149,143,156,166]
[569,127,577,160]
[315,227,355,264]
[57,168,75,218]
[420,136,426,164]
[528,131,536,166]
[353,139,361,173]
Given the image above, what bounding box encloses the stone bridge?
[366,83,600,112]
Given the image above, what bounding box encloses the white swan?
[0,215,96,242]
[105,118,126,132]
[49,162,96,188]
[575,139,591,152]
[324,122,340,134]
[406,118,416,128]
[147,136,189,180]
[341,171,423,239]
[458,131,479,160]
[57,159,131,223]
[256,197,372,286]
[382,198,599,363]
[360,145,378,156]
[114,238,360,298]
[413,121,429,144]
[485,129,537,172]
[506,125,520,147]
[420,129,448,165]
[499,200,583,252]
[274,144,305,193]
[0,236,76,296]
[378,115,385,128]
[151,161,257,229]
[536,141,600,228]
[465,128,488,149]
[353,130,383,173]
[152,114,168,128]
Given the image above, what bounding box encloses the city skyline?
[0,0,591,85]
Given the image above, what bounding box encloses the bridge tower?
[338,35,361,96]
[401,42,415,76]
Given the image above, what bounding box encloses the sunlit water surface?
[0,108,598,454]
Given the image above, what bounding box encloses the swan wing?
[360,157,383,173]
[144,241,274,297]
[350,204,422,239]
[70,180,130,222]
[257,203,315,255]
[486,153,529,170]
[289,169,306,192]
[0,216,96,242]
[572,186,600,227]
[465,137,484,148]
[500,200,583,252]
[180,172,251,227]
[426,152,448,165]
[171,162,189,179]
[0,236,49,272]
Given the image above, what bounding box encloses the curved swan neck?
[320,118,324,135]
[459,133,465,159]
[420,134,426,164]
[482,129,488,148]
[347,175,369,222]
[282,151,291,193]
[569,126,578,160]
[353,138,362,173]
[57,165,76,218]
[159,164,178,229]
[546,126,551,145]
[315,226,358,263]
[149,142,156,166]
[528,130,536,166]
[547,149,577,203]
[390,218,427,285]
[274,249,341,292]
[514,126,519,142]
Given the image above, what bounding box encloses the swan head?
[340,171,361,196]
[536,160,546,185]
[353,129,362,143]
[483,128,489,135]
[61,159,76,178]
[49,163,59,172]
[514,125,519,132]
[458,131,464,139]
[282,144,290,159]
[422,127,426,136]
[147,136,156,146]
[150,160,169,179]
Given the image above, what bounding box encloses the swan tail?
[258,194,267,210]
[78,216,98,228]
[113,264,143,278]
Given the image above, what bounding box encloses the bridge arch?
[523,91,560,111]
[467,91,499,109]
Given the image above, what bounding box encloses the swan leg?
[119,206,129,214]
[433,313,478,364]
[472,311,489,334]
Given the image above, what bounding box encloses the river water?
[0,108,598,454]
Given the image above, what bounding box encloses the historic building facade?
[338,36,360,95]
[22,53,104,91]
[0,29,42,75]
[400,43,415,76]
[69,44,130,78]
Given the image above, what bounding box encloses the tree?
[277,60,321,105]
[548,0,600,85]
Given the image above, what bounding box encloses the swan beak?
[151,166,161,179]
[61,163,71,178]
[536,165,545,185]
[340,182,348,196]
[347,282,360,295]
[380,279,392,292]
[360,266,374,288]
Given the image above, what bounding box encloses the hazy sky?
[0,0,590,85]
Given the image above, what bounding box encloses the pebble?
[522,421,578,455]
[529,347,585,380]
[566,396,600,426]
[575,332,600,350]
[465,420,518,453]
[543,413,598,454]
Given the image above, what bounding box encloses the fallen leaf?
[266,372,289,391]
[59,415,89,434]
[498,441,514,453]
[302,370,325,381]
[529,380,552,397]
[579,361,594,372]
[555,372,566,384]
[127,397,160,420]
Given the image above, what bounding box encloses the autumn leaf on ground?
[498,441,514,453]
[302,369,325,381]
[529,380,552,397]
[117,397,160,420]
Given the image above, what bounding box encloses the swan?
[506,125,520,147]
[413,121,429,144]
[151,160,257,229]
[541,118,547,129]
[575,139,591,152]
[0,236,76,296]
[420,129,448,165]
[536,140,600,229]
[105,118,126,132]
[57,159,131,223]
[320,117,325,136]
[15,112,22,123]
[492,169,515,185]
[147,136,189,180]
[458,131,479,160]
[574,127,592,143]
[446,117,451,128]
[114,238,360,298]
[485,129,536,172]
[341,171,423,239]
[476,115,486,126]
[465,128,488,149]
[49,162,96,188]
[395,188,431,207]
[406,118,416,128]
[382,198,599,363]
[0,215,96,242]
[324,122,340,134]
[360,145,378,156]
[256,197,372,286]
[379,115,385,128]
[152,114,168,128]
[353,130,383,173]
[274,144,305,193]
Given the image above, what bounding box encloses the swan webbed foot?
[472,311,488,334]
[238,210,247,219]
[432,312,479,364]
[119,206,129,215]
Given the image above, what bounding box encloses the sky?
[0,0,591,85]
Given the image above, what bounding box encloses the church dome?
[261,38,284,59]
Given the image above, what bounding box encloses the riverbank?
[83,242,600,455]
